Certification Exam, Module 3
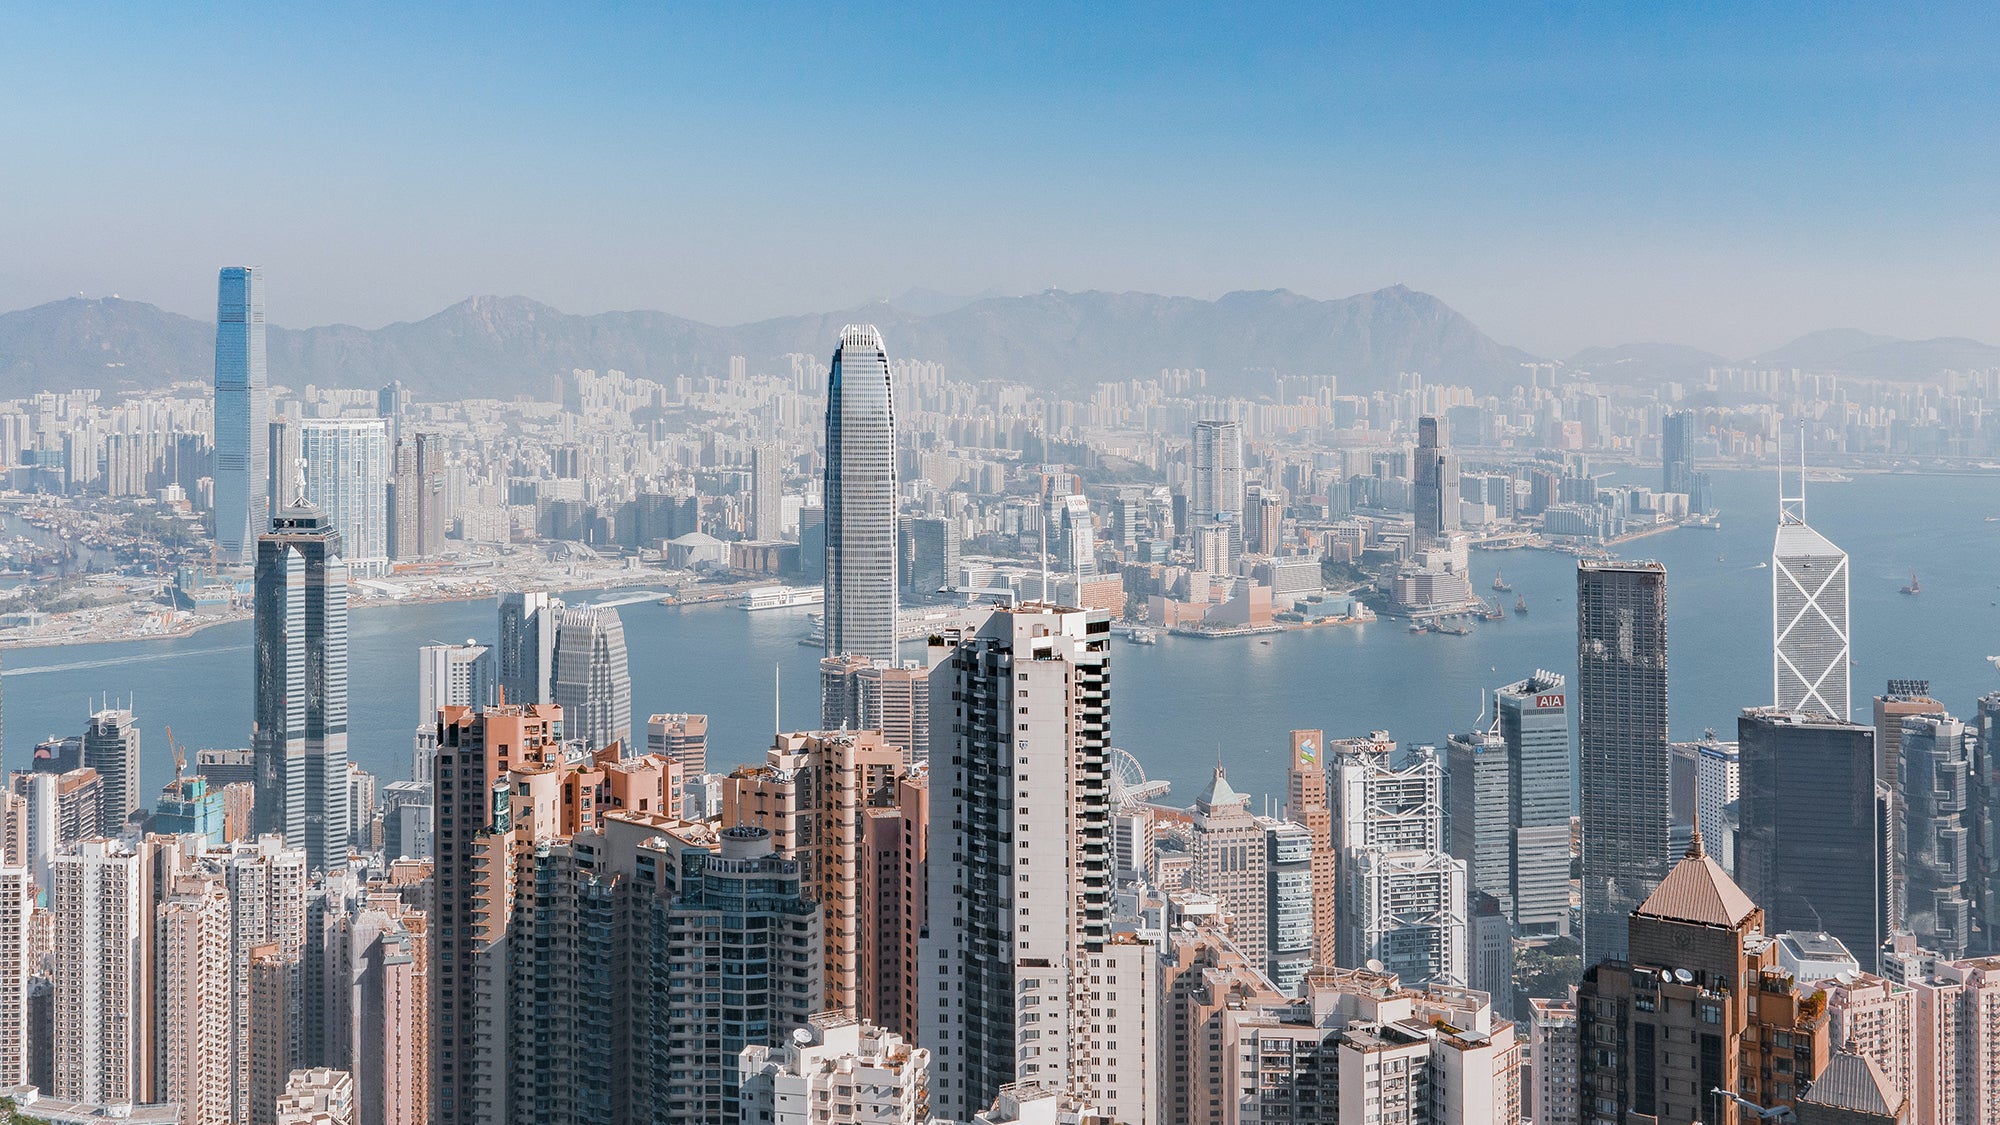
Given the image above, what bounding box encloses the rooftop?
[1634,830,1759,929]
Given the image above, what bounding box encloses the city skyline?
[2,4,1998,1116]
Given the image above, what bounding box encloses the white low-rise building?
[739,1013,929,1125]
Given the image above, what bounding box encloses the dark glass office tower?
[1735,707,1882,971]
[1577,559,1670,963]
[254,501,349,870]
[822,325,898,663]
[1661,410,1695,495]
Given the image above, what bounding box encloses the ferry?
[740,585,824,611]
[1117,625,1160,645]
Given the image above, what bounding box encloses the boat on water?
[1513,594,1528,615]
[1119,625,1160,645]
[1492,569,1512,593]
[740,585,824,611]
[1902,572,1922,596]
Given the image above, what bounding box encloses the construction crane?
[166,724,186,784]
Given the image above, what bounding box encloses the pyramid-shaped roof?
[1799,1045,1901,1115]
[1634,830,1759,929]
[1194,765,1246,813]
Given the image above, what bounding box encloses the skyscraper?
[51,839,152,1107]
[722,730,905,1016]
[298,418,390,577]
[1773,484,1851,719]
[387,431,447,561]
[1902,713,1974,960]
[1285,730,1339,970]
[1661,409,1695,495]
[1189,419,1243,569]
[81,705,140,833]
[1412,414,1460,549]
[919,602,1111,1120]
[1332,735,1468,988]
[0,861,30,1090]
[1497,671,1572,937]
[213,265,270,565]
[496,591,560,706]
[1577,559,1670,963]
[750,443,783,542]
[1057,493,1096,578]
[156,875,234,1125]
[254,499,350,871]
[822,325,898,664]
[1736,707,1884,972]
[1188,766,1269,969]
[417,642,496,728]
[551,604,633,751]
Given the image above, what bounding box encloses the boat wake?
[5,643,250,676]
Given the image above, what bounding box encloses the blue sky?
[2,3,1996,355]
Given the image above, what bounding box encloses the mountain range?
[0,286,1993,402]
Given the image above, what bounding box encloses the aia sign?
[1536,694,1565,709]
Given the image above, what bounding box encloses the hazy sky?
[3,4,1996,357]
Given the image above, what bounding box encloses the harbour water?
[4,469,1997,811]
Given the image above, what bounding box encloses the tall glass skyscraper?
[298,419,390,577]
[213,266,270,564]
[1189,419,1244,569]
[822,325,898,664]
[1413,414,1460,549]
[551,604,633,752]
[254,500,349,871]
[1577,559,1670,964]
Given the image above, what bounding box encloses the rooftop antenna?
[1039,487,1050,604]
[1779,422,1806,527]
[774,662,781,736]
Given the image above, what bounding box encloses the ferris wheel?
[1108,747,1172,811]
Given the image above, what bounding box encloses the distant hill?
[0,285,1535,400]
[1748,329,2000,377]
[1566,342,1732,384]
[0,297,216,394]
[1748,328,1900,370]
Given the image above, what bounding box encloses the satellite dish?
[1674,968,1694,984]
[792,1027,813,1046]
[1366,959,1386,974]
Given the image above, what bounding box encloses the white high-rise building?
[1333,736,1468,989]
[1057,494,1095,578]
[1773,478,1850,719]
[751,444,785,542]
[52,839,150,1107]
[298,418,391,577]
[414,641,496,780]
[919,602,1112,1120]
[823,325,899,664]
